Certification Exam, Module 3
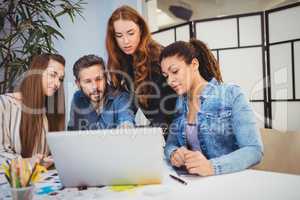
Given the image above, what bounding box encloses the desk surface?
[1,164,300,200]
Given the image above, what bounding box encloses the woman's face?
[161,56,198,95]
[113,19,141,55]
[42,59,65,96]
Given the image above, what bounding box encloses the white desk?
[171,169,300,200]
[1,165,300,200]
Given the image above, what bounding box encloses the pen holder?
[11,185,35,200]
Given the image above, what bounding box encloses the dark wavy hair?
[73,54,106,80]
[159,39,223,82]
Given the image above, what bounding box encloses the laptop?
[47,127,164,187]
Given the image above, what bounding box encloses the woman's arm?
[115,92,135,128]
[0,95,19,163]
[209,85,263,175]
[164,115,183,161]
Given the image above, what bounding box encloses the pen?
[169,174,187,185]
[26,162,37,186]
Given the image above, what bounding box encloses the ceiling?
[155,0,300,28]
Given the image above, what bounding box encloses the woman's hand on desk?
[170,147,188,167]
[40,156,54,169]
[184,151,214,176]
[31,154,54,169]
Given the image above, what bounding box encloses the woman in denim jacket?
[160,39,263,176]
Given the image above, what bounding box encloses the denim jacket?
[68,88,135,130]
[164,78,263,175]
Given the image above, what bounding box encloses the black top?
[119,54,177,130]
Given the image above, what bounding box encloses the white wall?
[52,0,142,125]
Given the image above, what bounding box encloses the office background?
[50,0,300,132]
[152,2,300,132]
[51,0,144,126]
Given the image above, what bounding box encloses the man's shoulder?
[106,87,131,108]
[108,88,130,101]
[73,90,83,98]
[72,90,87,104]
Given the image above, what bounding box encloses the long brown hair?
[106,5,161,107]
[18,54,65,158]
[159,39,223,82]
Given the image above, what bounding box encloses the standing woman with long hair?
[106,5,176,131]
[0,53,65,165]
